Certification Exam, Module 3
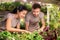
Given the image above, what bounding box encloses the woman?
[0,5,30,33]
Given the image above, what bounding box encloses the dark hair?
[11,5,28,14]
[32,3,41,9]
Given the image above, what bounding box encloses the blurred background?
[0,0,60,40]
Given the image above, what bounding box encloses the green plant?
[49,4,60,30]
[0,3,6,11]
[57,36,60,40]
[0,31,12,40]
[2,2,12,11]
[41,6,47,15]
[48,4,60,40]
[24,3,32,11]
[0,2,23,11]
[20,19,25,29]
[0,31,44,40]
[0,2,47,14]
[8,2,23,11]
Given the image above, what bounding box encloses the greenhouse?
[0,0,60,40]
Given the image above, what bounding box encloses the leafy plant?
[0,3,6,11]
[49,4,60,30]
[57,36,60,40]
[8,2,23,11]
[41,6,47,15]
[0,31,44,40]
[0,31,12,40]
[24,3,32,11]
[0,2,23,11]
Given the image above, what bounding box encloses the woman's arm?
[17,23,20,29]
[6,18,30,33]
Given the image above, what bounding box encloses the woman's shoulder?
[7,13,13,16]
[7,13,14,18]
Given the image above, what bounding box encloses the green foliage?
[24,3,32,11]
[0,31,12,40]
[8,2,23,11]
[57,36,60,40]
[0,31,44,40]
[20,19,25,29]
[0,2,23,11]
[49,4,60,30]
[0,2,47,14]
[0,3,6,11]
[41,6,47,15]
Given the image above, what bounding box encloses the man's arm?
[38,12,45,32]
[25,22,29,30]
[40,18,45,31]
[25,13,30,30]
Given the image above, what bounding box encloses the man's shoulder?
[39,12,44,18]
[39,12,44,16]
[40,12,44,15]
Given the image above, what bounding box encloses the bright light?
[23,0,27,2]
[30,1,32,4]
[47,4,52,8]
[38,2,41,4]
[13,0,15,2]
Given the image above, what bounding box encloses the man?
[25,3,45,32]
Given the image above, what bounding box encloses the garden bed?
[0,31,44,40]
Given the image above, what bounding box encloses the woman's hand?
[23,30,31,34]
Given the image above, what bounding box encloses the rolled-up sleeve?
[39,12,44,19]
[25,13,30,23]
[7,13,13,19]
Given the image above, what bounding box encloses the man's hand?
[38,27,44,32]
[40,27,44,31]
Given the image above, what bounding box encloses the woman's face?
[18,10,27,18]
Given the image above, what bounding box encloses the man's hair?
[32,3,41,9]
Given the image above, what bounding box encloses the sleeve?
[0,13,12,22]
[7,13,13,19]
[25,13,30,23]
[18,19,20,24]
[39,12,44,19]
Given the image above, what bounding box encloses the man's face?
[32,8,40,17]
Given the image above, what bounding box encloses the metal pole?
[47,4,50,27]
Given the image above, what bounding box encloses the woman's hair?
[11,5,28,14]
[32,3,41,9]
